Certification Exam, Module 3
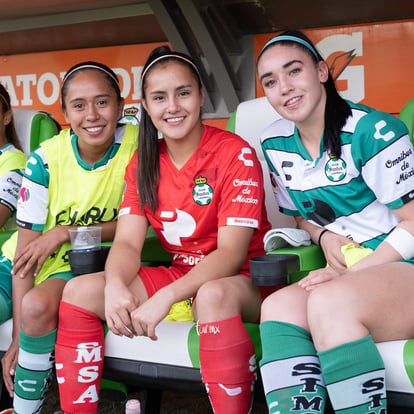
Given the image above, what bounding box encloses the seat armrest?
[266,245,327,284]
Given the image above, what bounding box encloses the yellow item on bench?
[164,298,194,322]
[341,243,373,267]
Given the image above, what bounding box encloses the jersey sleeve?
[119,152,143,217]
[352,111,414,209]
[16,149,50,231]
[0,170,24,213]
[216,141,267,229]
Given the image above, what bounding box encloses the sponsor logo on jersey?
[192,176,213,205]
[119,206,131,216]
[374,120,395,142]
[173,252,204,266]
[232,177,260,204]
[238,147,254,167]
[386,148,414,185]
[19,186,30,202]
[232,194,259,204]
[227,217,258,227]
[55,206,118,226]
[385,148,412,168]
[161,209,196,246]
[232,178,259,188]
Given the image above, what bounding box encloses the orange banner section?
[255,19,414,116]
[0,43,166,126]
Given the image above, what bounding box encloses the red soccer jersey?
[120,125,270,270]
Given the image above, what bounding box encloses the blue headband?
[261,35,319,59]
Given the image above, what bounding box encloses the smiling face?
[62,70,124,160]
[142,61,204,145]
[257,43,329,129]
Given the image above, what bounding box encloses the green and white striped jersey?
[261,101,414,250]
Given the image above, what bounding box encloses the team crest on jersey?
[325,154,347,182]
[193,176,213,205]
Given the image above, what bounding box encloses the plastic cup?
[68,226,102,252]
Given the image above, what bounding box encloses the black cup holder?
[249,254,300,286]
[68,246,111,275]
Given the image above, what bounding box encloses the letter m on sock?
[74,342,102,363]
[292,396,324,412]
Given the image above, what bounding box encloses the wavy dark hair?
[257,30,351,158]
[0,84,22,150]
[138,45,203,212]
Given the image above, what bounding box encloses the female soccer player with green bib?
[1,62,137,413]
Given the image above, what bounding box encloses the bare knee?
[62,277,82,304]
[62,273,105,313]
[261,285,309,328]
[195,277,258,322]
[21,289,58,333]
[308,283,360,351]
[261,290,289,321]
[196,279,229,320]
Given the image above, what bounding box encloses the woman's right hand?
[1,338,19,397]
[319,230,357,270]
[104,282,139,338]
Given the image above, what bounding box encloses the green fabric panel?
[267,244,327,284]
[19,327,56,354]
[318,335,383,385]
[14,365,53,400]
[260,320,314,363]
[399,97,414,145]
[403,339,414,387]
[225,110,237,133]
[29,113,59,151]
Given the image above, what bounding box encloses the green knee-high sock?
[318,335,386,414]
[13,328,57,414]
[260,321,326,414]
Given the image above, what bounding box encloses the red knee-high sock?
[55,301,104,414]
[198,314,256,414]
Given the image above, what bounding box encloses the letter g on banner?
[318,32,364,103]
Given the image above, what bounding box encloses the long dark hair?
[258,30,351,158]
[138,45,203,212]
[0,84,22,150]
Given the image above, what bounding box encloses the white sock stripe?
[17,348,54,371]
[13,393,44,414]
[326,369,386,410]
[261,355,325,396]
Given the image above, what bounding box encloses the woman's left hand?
[298,266,344,292]
[130,291,172,341]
